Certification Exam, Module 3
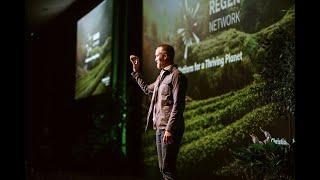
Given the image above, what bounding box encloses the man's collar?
[162,64,176,72]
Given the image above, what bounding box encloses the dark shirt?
[131,64,187,133]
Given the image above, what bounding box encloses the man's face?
[155,47,167,70]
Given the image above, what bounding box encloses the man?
[130,44,187,180]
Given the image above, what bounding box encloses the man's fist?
[130,55,140,72]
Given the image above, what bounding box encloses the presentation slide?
[142,0,295,179]
[75,0,113,100]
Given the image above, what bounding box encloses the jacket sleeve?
[131,71,156,96]
[166,72,187,133]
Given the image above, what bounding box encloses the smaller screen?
[75,0,113,100]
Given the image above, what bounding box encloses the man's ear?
[163,53,168,61]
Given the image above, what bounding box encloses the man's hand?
[130,55,140,72]
[163,130,173,144]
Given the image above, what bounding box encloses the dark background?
[24,0,144,179]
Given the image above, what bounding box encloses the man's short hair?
[158,44,175,63]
